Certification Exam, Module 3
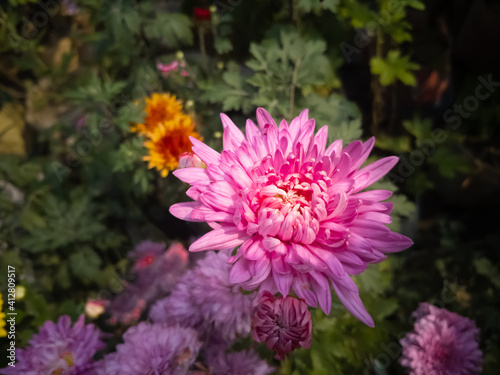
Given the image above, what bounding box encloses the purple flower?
[107,241,188,324]
[251,291,312,360]
[149,251,254,344]
[133,241,188,298]
[400,303,482,375]
[62,0,80,15]
[107,288,146,325]
[96,323,201,375]
[1,315,105,375]
[206,349,274,375]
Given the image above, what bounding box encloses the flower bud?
[179,152,205,169]
[251,291,312,360]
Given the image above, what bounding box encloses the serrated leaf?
[370,50,419,86]
[214,37,233,54]
[303,93,362,143]
[69,247,102,284]
[144,13,193,47]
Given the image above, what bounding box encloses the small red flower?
[194,7,211,21]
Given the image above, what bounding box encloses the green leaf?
[23,284,52,327]
[375,134,411,152]
[427,146,470,178]
[296,0,340,14]
[370,50,419,86]
[474,258,500,288]
[303,93,362,143]
[55,261,72,290]
[214,37,233,54]
[402,116,433,141]
[69,247,102,284]
[339,0,373,28]
[144,13,193,47]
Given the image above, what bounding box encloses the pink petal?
[221,113,245,150]
[200,191,235,212]
[245,119,260,141]
[242,238,265,260]
[309,125,329,157]
[352,156,399,192]
[190,136,221,165]
[256,107,276,131]
[189,227,249,252]
[355,190,393,202]
[173,168,211,186]
[229,258,252,284]
[190,206,233,222]
[169,202,202,221]
[309,271,331,314]
[332,276,374,327]
[273,269,292,296]
[367,232,413,253]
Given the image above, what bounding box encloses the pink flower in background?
[76,116,86,131]
[400,303,482,375]
[156,60,179,73]
[170,108,413,326]
[251,291,312,360]
[85,299,108,319]
[179,152,205,169]
[157,60,189,77]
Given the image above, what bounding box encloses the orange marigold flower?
[132,93,183,135]
[143,115,202,177]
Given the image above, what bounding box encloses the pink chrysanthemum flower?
[400,303,482,375]
[251,291,312,360]
[170,108,413,326]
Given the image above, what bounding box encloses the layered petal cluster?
[251,291,312,360]
[132,93,183,134]
[170,108,413,326]
[107,241,188,324]
[206,348,274,375]
[1,315,105,375]
[96,323,201,375]
[400,303,482,375]
[132,93,202,177]
[149,251,254,344]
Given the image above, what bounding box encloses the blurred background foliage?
[0,0,499,373]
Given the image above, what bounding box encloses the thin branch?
[289,54,302,119]
[0,83,25,98]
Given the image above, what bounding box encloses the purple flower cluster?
[206,348,274,375]
[8,244,278,373]
[150,250,255,345]
[400,303,482,375]
[95,323,201,375]
[108,241,188,324]
[0,315,105,375]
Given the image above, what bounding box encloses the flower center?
[254,171,327,246]
[433,345,451,363]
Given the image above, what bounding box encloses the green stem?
[289,54,303,119]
